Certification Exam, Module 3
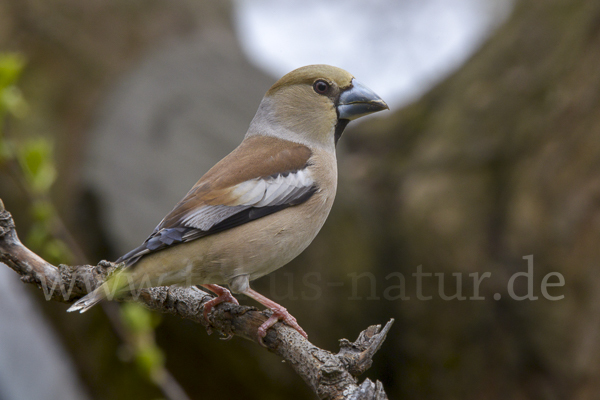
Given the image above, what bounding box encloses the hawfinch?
[68,64,388,339]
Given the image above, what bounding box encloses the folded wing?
[117,136,316,266]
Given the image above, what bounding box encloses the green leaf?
[120,303,166,380]
[44,238,73,265]
[120,303,162,333]
[0,53,28,121]
[0,53,26,90]
[1,85,28,118]
[135,346,165,379]
[31,200,54,222]
[17,138,57,194]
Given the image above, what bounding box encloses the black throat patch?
[334,119,350,146]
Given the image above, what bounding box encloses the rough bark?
[0,199,391,400]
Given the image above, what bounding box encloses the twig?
[0,199,392,400]
[101,302,193,400]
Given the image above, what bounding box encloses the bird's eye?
[313,80,330,94]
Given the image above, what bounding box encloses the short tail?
[67,269,136,313]
[67,286,107,313]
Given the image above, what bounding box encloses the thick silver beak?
[337,79,389,120]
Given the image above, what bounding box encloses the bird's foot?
[240,287,308,343]
[258,304,308,341]
[201,284,239,321]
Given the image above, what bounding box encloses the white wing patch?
[181,169,314,231]
[182,204,248,231]
[256,169,312,206]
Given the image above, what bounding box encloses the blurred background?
[1,0,599,399]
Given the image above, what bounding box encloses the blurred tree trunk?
[337,0,600,398]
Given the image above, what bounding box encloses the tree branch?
[0,199,392,400]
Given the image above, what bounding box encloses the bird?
[68,64,388,340]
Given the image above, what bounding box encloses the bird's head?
[247,64,389,149]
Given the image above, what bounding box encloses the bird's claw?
[202,286,239,322]
[257,306,308,346]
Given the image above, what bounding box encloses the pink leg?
[201,284,239,321]
[242,288,308,339]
